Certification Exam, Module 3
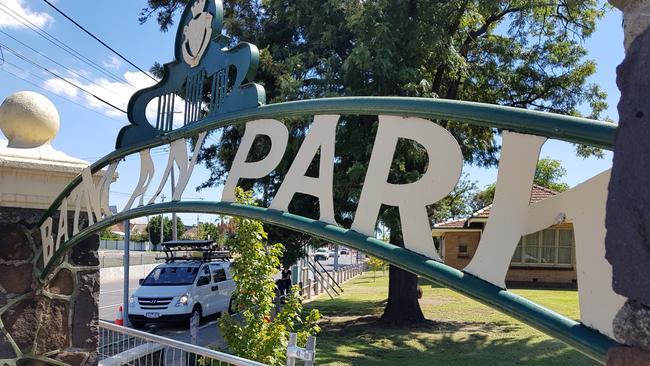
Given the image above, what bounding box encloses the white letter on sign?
[40,217,55,266]
[464,131,546,287]
[522,170,625,338]
[351,116,462,260]
[270,115,338,224]
[223,119,289,202]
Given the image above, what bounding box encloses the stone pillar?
[0,91,104,365]
[606,1,650,365]
[0,208,99,366]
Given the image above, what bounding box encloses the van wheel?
[191,305,203,325]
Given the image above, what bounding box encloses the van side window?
[196,266,211,286]
[213,268,227,283]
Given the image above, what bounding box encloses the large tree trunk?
[380,227,426,325]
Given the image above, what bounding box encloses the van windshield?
[142,266,199,286]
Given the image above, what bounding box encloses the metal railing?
[99,251,164,268]
[297,262,366,300]
[98,320,266,366]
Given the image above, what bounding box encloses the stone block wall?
[606,1,650,364]
[0,207,98,366]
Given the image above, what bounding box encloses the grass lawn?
[305,271,598,366]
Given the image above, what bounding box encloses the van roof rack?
[157,240,230,263]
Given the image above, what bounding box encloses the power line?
[110,190,205,200]
[0,2,136,88]
[0,30,174,120]
[0,29,130,102]
[0,41,127,114]
[41,0,158,83]
[79,146,170,161]
[0,63,126,125]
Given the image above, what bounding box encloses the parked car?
[128,241,235,328]
[314,248,330,261]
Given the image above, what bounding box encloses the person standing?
[281,266,292,296]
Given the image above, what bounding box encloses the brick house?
[432,185,577,287]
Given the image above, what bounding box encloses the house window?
[458,236,469,258]
[512,228,573,267]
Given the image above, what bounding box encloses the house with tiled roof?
[432,185,577,287]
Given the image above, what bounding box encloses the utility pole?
[171,169,177,241]
[123,219,130,327]
[160,194,166,244]
[333,244,339,271]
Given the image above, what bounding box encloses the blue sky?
[0,1,624,225]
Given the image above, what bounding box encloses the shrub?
[219,188,320,365]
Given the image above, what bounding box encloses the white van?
[128,260,236,328]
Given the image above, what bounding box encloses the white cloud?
[43,78,79,99]
[42,70,187,128]
[102,56,122,70]
[0,0,54,29]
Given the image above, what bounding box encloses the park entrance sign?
[38,0,622,363]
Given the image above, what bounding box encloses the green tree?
[142,0,607,324]
[99,227,121,241]
[146,215,186,244]
[535,157,570,192]
[471,157,570,210]
[130,229,149,243]
[197,222,222,242]
[219,188,320,365]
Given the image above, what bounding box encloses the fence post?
[287,333,316,366]
[190,313,199,345]
[304,336,317,366]
[307,278,312,299]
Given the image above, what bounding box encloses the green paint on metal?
[116,0,265,149]
[39,96,616,226]
[41,201,616,364]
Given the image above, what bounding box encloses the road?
[100,273,225,348]
[312,251,363,271]
[99,253,363,348]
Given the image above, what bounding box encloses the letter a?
[352,116,462,260]
[270,115,338,224]
[223,119,289,202]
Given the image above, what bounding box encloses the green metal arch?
[44,201,617,364]
[39,97,616,226]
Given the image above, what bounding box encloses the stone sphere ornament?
[0,91,60,148]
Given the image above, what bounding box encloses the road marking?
[100,289,126,294]
[99,303,122,310]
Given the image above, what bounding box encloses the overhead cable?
[0,41,127,114]
[0,29,129,101]
[0,2,136,87]
[41,0,159,83]
[0,63,126,125]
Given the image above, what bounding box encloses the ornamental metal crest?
[115,0,265,149]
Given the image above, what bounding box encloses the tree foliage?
[534,157,570,192]
[219,188,320,365]
[196,222,223,242]
[146,215,186,244]
[470,157,570,211]
[130,229,150,243]
[99,227,122,241]
[142,0,608,323]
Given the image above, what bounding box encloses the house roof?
[434,185,558,230]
